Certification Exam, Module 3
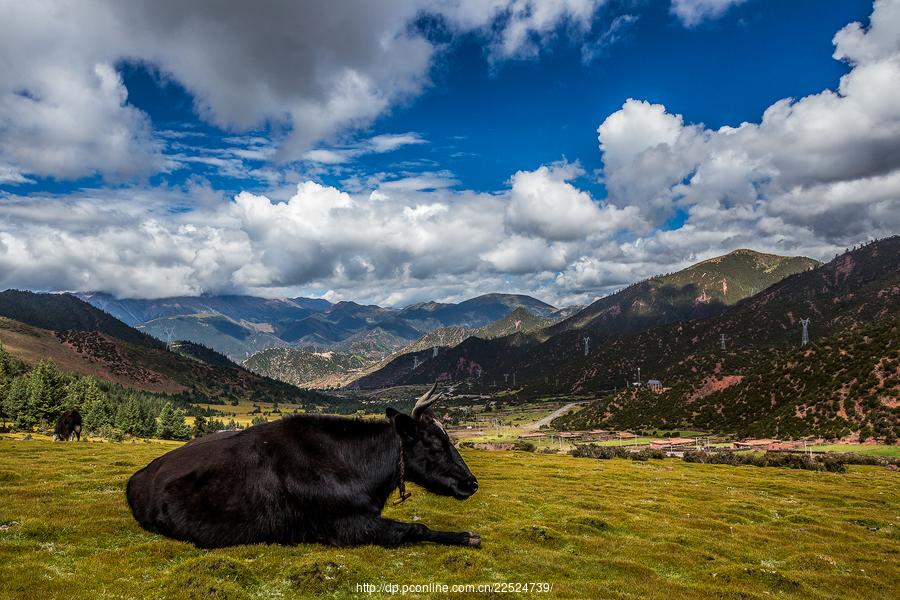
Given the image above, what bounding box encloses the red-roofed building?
[734,439,780,450]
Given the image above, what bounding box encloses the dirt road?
[528,402,582,430]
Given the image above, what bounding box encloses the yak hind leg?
[330,516,480,548]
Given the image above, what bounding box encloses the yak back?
[126,414,401,547]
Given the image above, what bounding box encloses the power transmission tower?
[720,333,727,351]
[800,318,810,346]
[583,336,590,356]
[413,355,421,370]
[432,345,438,358]
[163,326,175,351]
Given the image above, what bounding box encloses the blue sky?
[10,0,869,198]
[0,0,897,305]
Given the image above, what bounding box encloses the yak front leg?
[372,518,480,547]
[335,517,480,547]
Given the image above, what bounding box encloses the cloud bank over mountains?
[0,0,898,306]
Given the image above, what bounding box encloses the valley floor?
[0,436,897,599]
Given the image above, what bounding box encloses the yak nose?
[467,477,479,492]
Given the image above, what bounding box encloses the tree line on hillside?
[0,343,237,440]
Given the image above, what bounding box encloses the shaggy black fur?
[126,410,480,548]
[53,409,82,441]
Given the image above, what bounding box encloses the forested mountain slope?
[554,315,899,440]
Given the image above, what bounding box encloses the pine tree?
[27,360,67,425]
[172,407,191,439]
[66,376,102,409]
[116,396,143,436]
[156,403,175,439]
[137,399,158,438]
[192,414,208,438]
[73,378,111,433]
[156,402,191,440]
[5,376,32,430]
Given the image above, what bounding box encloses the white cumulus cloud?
[0,0,609,182]
[670,0,748,27]
[598,0,900,243]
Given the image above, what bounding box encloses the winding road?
[528,402,583,431]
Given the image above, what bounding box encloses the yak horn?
[412,380,442,419]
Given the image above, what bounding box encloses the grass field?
[806,444,900,458]
[0,436,898,599]
[194,399,306,426]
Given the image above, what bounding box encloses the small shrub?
[571,444,641,460]
[512,441,536,452]
[630,448,666,461]
[683,450,850,473]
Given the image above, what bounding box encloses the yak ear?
[386,407,416,440]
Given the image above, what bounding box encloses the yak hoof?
[466,532,481,547]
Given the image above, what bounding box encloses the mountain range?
[353,248,823,389]
[372,238,898,438]
[249,305,576,390]
[2,239,895,440]
[77,292,560,361]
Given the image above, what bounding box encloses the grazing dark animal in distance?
[126,382,480,549]
[53,409,82,442]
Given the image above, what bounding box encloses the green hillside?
[0,291,159,348]
[348,307,564,389]
[243,348,367,389]
[549,249,819,336]
[554,315,900,440]
[0,293,327,407]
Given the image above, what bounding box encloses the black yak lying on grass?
[126,383,480,548]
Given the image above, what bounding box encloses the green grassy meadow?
[806,444,900,457]
[0,436,898,599]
